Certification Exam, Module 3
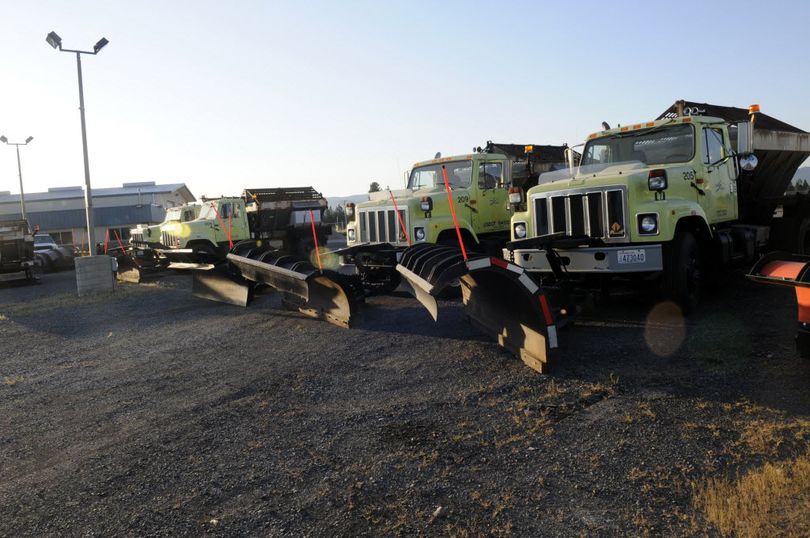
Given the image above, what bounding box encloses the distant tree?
[369,181,381,193]
[322,207,335,224]
[334,205,346,228]
[798,178,809,193]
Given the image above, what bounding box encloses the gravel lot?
[0,256,808,536]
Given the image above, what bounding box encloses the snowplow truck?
[396,101,810,372]
[0,220,38,283]
[153,187,330,269]
[183,187,363,328]
[339,142,570,293]
[112,203,202,282]
[501,101,809,312]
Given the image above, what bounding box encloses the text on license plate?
[617,249,646,264]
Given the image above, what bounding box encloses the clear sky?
[1,0,809,199]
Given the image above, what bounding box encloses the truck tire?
[662,231,701,313]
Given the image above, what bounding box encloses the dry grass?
[738,418,810,457]
[0,313,7,320]
[2,375,24,386]
[693,454,810,537]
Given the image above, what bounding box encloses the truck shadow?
[550,279,810,417]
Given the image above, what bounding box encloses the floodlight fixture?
[46,31,62,50]
[93,38,109,53]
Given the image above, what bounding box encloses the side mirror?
[739,153,758,172]
[736,121,752,154]
[565,148,576,172]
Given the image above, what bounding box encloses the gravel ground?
[0,257,808,536]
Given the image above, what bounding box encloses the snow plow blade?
[115,254,145,283]
[191,263,251,307]
[192,240,361,328]
[397,243,558,373]
[748,252,810,358]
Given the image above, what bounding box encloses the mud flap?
[220,244,362,328]
[748,252,810,358]
[397,244,558,373]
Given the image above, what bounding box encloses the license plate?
[617,249,646,264]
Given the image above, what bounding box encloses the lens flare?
[644,301,686,357]
[310,247,340,270]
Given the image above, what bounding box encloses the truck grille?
[130,231,145,245]
[358,207,409,245]
[533,187,627,241]
[161,231,181,248]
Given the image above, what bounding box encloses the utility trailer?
[0,220,38,283]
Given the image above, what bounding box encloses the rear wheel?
[662,231,701,313]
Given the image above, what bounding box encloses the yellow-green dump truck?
[340,142,570,292]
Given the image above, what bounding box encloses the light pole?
[46,31,108,252]
[0,135,33,221]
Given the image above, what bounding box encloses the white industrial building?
[0,181,195,249]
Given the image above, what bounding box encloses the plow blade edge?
[397,244,558,373]
[223,246,360,328]
[192,264,252,307]
[115,254,145,283]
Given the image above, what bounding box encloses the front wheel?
[662,231,701,313]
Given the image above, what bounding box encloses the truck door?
[213,202,233,245]
[701,126,737,222]
[471,160,509,235]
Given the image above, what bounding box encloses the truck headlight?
[414,227,426,241]
[513,222,527,239]
[648,169,667,191]
[638,214,658,234]
[347,228,356,242]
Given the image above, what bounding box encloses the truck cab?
[156,197,250,265]
[346,143,568,250]
[346,153,508,251]
[130,203,201,248]
[507,101,810,310]
[340,143,568,292]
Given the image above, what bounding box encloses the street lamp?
[0,135,34,221]
[46,31,108,252]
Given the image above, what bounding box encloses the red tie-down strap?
[209,202,234,250]
[309,209,322,272]
[388,190,411,245]
[113,230,140,267]
[441,165,468,261]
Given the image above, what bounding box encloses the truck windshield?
[34,234,54,244]
[408,160,472,190]
[581,123,695,169]
[165,208,183,221]
[198,203,235,220]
